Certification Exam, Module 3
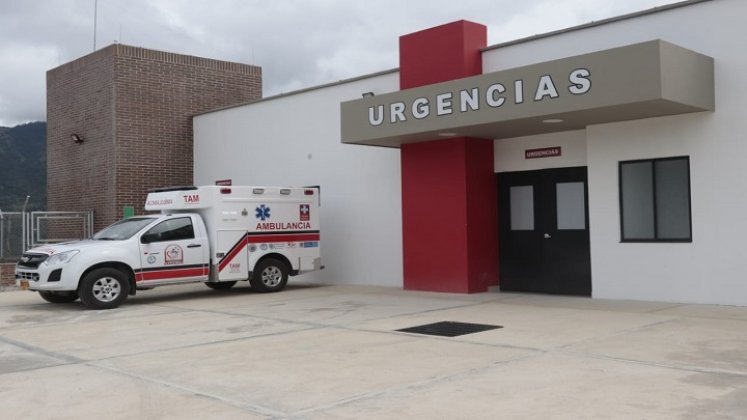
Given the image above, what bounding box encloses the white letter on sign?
[514,80,524,104]
[412,97,430,119]
[368,105,384,126]
[568,68,591,95]
[535,75,559,101]
[390,102,407,123]
[460,88,479,112]
[436,93,453,116]
[486,83,506,108]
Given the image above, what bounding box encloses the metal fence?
[0,212,23,260]
[0,211,93,261]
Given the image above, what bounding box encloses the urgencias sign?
[340,40,714,147]
[367,69,591,126]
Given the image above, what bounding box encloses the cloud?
[0,44,58,126]
[0,0,677,126]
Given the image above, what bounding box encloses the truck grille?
[16,271,40,281]
[17,253,48,268]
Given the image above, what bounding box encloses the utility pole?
[0,207,4,258]
[93,0,98,51]
[21,195,30,252]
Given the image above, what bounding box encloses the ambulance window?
[144,217,195,242]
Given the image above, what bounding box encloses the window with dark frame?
[144,217,195,242]
[619,156,692,242]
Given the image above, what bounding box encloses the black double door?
[498,167,591,296]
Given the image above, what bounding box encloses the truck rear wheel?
[205,281,237,290]
[78,268,130,309]
[250,258,288,292]
[39,290,79,303]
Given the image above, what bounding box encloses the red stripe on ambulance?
[136,265,209,282]
[218,231,320,272]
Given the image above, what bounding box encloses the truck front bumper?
[16,265,79,291]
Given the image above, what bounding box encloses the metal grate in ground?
[396,321,502,337]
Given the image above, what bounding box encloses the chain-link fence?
[0,211,93,262]
[0,212,24,261]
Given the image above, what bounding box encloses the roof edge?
[196,67,399,117]
[198,0,715,117]
[48,43,261,76]
[482,0,714,52]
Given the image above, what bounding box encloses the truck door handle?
[187,244,202,248]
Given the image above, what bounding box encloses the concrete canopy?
[341,40,714,147]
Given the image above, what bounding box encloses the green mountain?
[0,122,46,211]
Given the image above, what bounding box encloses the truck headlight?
[42,250,80,267]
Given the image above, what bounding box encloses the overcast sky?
[0,0,680,127]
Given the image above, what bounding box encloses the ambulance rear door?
[215,229,250,280]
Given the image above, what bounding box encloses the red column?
[399,21,498,293]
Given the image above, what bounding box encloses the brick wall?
[47,47,116,230]
[47,44,262,231]
[0,263,16,290]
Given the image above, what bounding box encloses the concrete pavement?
[1,282,746,419]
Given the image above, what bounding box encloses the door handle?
[544,233,551,239]
[187,244,202,248]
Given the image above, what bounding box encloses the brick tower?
[47,44,262,230]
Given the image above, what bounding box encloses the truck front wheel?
[250,258,288,292]
[78,268,130,309]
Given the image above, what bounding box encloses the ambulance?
[15,186,322,309]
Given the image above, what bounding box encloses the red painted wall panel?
[401,139,470,292]
[464,139,498,291]
[399,20,486,89]
[398,19,497,293]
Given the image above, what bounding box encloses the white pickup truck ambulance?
[15,185,322,309]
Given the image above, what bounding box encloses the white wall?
[194,72,404,287]
[486,0,747,305]
[194,0,747,305]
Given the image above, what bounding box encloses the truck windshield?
[93,217,158,240]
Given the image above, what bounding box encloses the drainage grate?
[396,321,502,337]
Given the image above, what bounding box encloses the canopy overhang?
[341,40,714,147]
